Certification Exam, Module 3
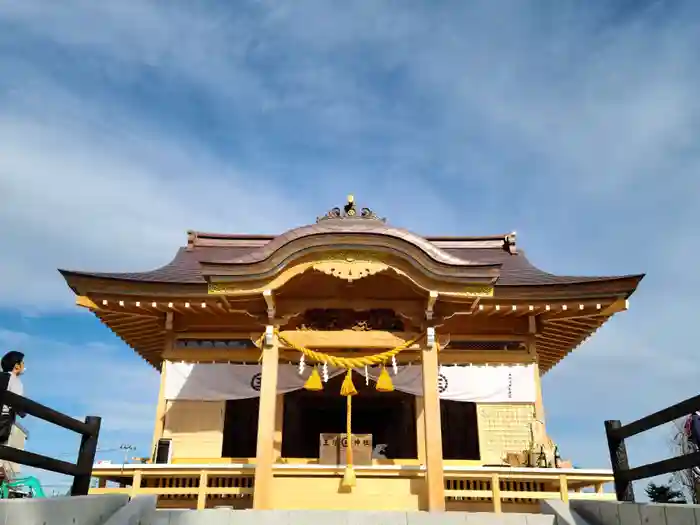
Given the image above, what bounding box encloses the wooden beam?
[76,295,99,310]
[529,317,546,431]
[532,352,546,430]
[536,347,565,360]
[415,396,426,466]
[162,345,532,365]
[263,290,275,321]
[90,306,159,319]
[150,355,169,461]
[549,318,599,329]
[450,333,530,342]
[252,327,280,510]
[273,394,284,462]
[541,302,609,322]
[124,334,164,346]
[106,318,157,330]
[174,328,529,346]
[491,473,502,513]
[528,315,537,335]
[601,298,629,317]
[98,312,148,321]
[277,330,448,350]
[422,331,445,511]
[109,324,160,337]
[214,298,229,314]
[501,304,519,317]
[485,304,502,317]
[541,325,587,341]
[425,291,438,321]
[196,472,209,510]
[469,297,481,313]
[538,330,580,344]
[530,298,627,322]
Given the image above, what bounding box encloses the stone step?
[146,510,556,525]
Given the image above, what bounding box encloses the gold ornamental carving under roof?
[462,285,494,297]
[208,283,240,295]
[312,255,388,282]
[296,309,405,332]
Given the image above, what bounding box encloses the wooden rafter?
[77,288,631,372]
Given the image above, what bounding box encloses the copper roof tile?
[197,222,485,268]
[59,222,643,290]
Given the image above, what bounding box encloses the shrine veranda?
[60,197,643,512]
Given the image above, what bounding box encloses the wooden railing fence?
[0,372,101,496]
[605,393,700,501]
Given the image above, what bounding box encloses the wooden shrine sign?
[319,433,372,466]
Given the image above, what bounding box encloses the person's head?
[1,351,25,375]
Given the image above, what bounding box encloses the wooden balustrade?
[91,469,255,510]
[605,393,700,502]
[88,464,614,511]
[0,373,101,496]
[443,467,614,512]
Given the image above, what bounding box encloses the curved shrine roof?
[59,197,644,293]
[58,198,645,373]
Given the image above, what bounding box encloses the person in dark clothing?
[0,351,26,445]
[686,411,700,449]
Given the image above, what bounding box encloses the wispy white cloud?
[0,78,310,310]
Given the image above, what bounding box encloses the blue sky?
[1,0,699,496]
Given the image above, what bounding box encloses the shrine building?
[59,197,643,513]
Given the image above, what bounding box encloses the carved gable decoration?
[316,195,386,223]
[296,309,405,332]
[312,255,388,282]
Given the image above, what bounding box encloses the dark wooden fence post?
[605,419,635,502]
[70,416,102,496]
[0,372,9,408]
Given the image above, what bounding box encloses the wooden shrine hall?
[59,196,643,513]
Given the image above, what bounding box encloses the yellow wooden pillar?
[533,359,546,427]
[415,396,426,465]
[150,358,169,459]
[528,316,546,429]
[421,328,445,511]
[273,394,285,461]
[253,326,280,510]
[151,315,173,460]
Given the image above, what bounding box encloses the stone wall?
[0,494,128,525]
[572,499,700,525]
[146,509,556,524]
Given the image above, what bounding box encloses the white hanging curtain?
[356,363,537,403]
[164,362,536,403]
[163,362,345,401]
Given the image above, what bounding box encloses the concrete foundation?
[7,496,700,525]
[146,509,556,525]
[571,500,700,525]
[0,494,128,525]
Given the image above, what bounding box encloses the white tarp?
[164,361,536,403]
